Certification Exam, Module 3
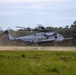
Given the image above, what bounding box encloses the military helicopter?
[0,26,73,46]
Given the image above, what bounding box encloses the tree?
[70,21,76,39]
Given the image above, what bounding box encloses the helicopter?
[0,26,73,46]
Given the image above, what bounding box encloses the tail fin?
[4,30,15,41]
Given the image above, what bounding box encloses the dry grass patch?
[0,46,76,51]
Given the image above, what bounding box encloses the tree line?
[0,21,76,46]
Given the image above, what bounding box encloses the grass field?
[0,50,76,75]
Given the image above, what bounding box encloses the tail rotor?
[0,27,12,37]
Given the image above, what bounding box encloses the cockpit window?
[59,34,64,38]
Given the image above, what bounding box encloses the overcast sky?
[0,0,76,30]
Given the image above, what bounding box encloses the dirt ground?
[0,46,76,51]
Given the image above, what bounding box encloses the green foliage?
[70,21,76,39]
[22,54,25,58]
[0,51,76,75]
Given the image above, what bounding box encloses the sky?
[0,0,76,30]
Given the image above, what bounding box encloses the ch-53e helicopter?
[0,26,73,46]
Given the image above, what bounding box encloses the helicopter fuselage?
[16,32,64,43]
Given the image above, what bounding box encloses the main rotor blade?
[0,26,3,32]
[16,26,27,29]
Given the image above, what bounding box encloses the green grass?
[0,50,76,75]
